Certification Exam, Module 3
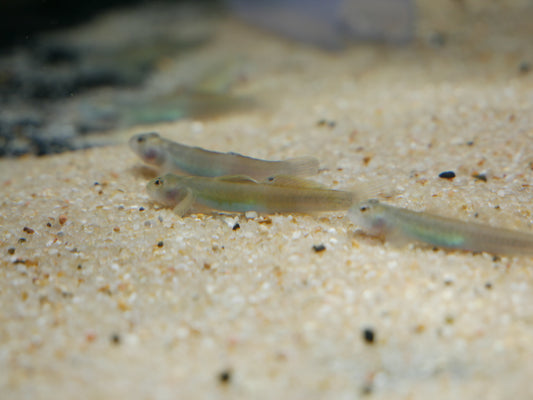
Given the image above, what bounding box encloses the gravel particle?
[218,369,232,384]
[23,226,35,234]
[361,383,373,395]
[245,211,257,219]
[362,328,375,344]
[438,171,456,179]
[445,315,455,324]
[317,119,336,128]
[110,333,121,345]
[312,244,326,253]
[472,173,487,182]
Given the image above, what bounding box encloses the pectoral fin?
[282,156,320,176]
[214,175,258,184]
[263,175,328,189]
[172,188,196,216]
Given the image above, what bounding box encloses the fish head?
[349,199,389,234]
[146,174,187,206]
[129,132,166,166]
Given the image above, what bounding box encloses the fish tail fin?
[349,178,397,205]
[282,156,320,176]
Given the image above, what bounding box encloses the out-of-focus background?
[1,0,531,155]
[2,0,423,156]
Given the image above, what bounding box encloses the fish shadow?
[130,164,159,180]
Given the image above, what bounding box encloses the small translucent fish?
[130,132,319,179]
[194,58,245,94]
[349,199,533,256]
[147,174,361,216]
[124,90,255,125]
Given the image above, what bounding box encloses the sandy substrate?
[1,1,533,399]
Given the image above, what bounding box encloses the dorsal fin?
[226,151,247,157]
[263,175,328,189]
[215,175,258,184]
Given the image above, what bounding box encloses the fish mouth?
[143,148,159,162]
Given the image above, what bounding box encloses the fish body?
[147,174,358,216]
[129,132,319,179]
[349,199,533,255]
[125,91,254,124]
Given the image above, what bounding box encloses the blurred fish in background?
[0,0,417,157]
[0,2,248,157]
[226,0,415,48]
[120,59,253,125]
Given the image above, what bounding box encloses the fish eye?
[360,205,369,212]
[137,136,145,143]
[154,178,162,186]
